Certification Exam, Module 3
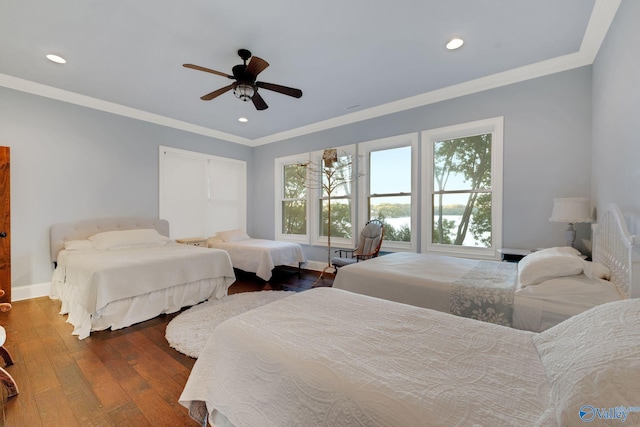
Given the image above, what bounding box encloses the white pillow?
[531,299,640,426]
[547,246,582,256]
[518,247,584,287]
[216,229,251,242]
[89,229,168,250]
[64,239,95,250]
[582,260,611,280]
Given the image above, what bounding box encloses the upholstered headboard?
[50,217,170,263]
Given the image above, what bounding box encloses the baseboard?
[12,282,51,301]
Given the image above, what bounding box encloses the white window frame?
[275,153,310,244]
[358,133,419,253]
[420,117,503,259]
[309,144,357,249]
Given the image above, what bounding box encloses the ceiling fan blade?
[256,81,303,98]
[252,91,268,110]
[245,56,269,80]
[200,84,234,100]
[183,63,233,79]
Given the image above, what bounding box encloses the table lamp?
[549,197,593,247]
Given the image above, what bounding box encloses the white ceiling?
[0,0,620,146]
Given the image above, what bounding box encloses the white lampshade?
[549,197,592,248]
[549,197,593,224]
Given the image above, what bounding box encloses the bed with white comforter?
[49,218,236,339]
[334,251,520,324]
[207,229,306,281]
[179,287,640,427]
[333,203,634,332]
[333,250,623,331]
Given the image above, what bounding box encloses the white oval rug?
[165,290,295,358]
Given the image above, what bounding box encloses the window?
[421,117,503,258]
[282,163,307,235]
[275,154,309,243]
[275,147,357,247]
[359,134,418,252]
[309,146,357,247]
[274,122,500,260]
[317,152,355,241]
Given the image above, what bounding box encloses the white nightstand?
[176,237,207,247]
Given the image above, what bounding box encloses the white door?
[159,146,247,239]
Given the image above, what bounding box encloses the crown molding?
[580,0,622,63]
[0,73,253,146]
[0,0,620,148]
[252,51,590,147]
[252,0,621,146]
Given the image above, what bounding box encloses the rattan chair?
[331,220,384,272]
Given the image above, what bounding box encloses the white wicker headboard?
[50,217,170,263]
[592,204,636,298]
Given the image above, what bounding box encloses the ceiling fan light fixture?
[233,83,254,101]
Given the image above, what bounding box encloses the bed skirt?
[50,274,230,339]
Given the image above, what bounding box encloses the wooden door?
[0,147,9,303]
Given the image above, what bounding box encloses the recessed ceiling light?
[46,54,67,64]
[238,117,248,123]
[446,38,464,50]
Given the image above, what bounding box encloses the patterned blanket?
[449,260,518,326]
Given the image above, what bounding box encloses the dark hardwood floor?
[0,268,333,426]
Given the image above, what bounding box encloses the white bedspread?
[54,243,236,314]
[180,287,551,427]
[333,252,517,324]
[334,252,477,311]
[513,274,624,332]
[208,238,306,281]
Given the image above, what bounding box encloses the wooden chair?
[0,335,17,397]
[331,220,384,272]
[0,290,17,399]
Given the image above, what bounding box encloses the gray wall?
[592,0,640,224]
[1,87,252,288]
[4,38,624,292]
[250,67,594,259]
[591,0,640,295]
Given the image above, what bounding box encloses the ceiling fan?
[183,49,303,111]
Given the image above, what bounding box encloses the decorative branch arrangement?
[300,149,363,282]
